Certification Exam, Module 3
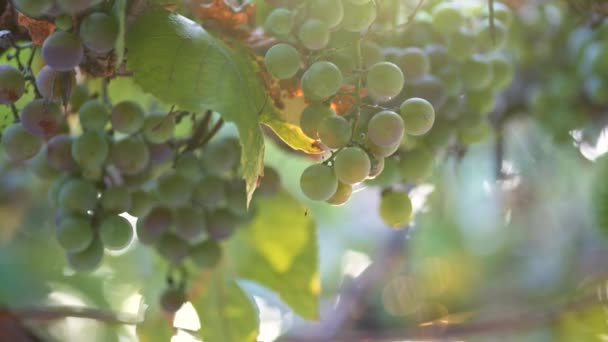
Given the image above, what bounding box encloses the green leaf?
[260,109,324,155]
[195,271,259,342]
[228,191,320,319]
[126,9,266,205]
[112,0,127,68]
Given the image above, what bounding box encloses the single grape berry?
[402,75,448,110]
[137,207,173,245]
[201,137,241,176]
[58,178,98,213]
[309,0,343,29]
[333,147,371,185]
[41,31,84,71]
[174,153,202,182]
[156,171,193,207]
[447,28,476,60]
[257,166,281,197]
[56,215,94,252]
[265,8,293,38]
[299,104,335,139]
[190,240,222,269]
[142,113,175,144]
[71,131,109,169]
[28,148,61,179]
[365,136,400,158]
[79,100,109,132]
[318,116,352,149]
[110,137,150,175]
[484,2,513,28]
[379,191,412,228]
[174,207,206,241]
[128,190,156,217]
[301,61,343,101]
[36,66,76,103]
[157,234,190,264]
[69,84,89,112]
[300,164,338,201]
[489,55,514,91]
[54,14,73,31]
[0,64,25,104]
[20,99,63,138]
[46,134,79,173]
[476,20,508,52]
[326,181,352,206]
[366,157,401,187]
[12,0,54,17]
[467,88,497,114]
[341,0,377,32]
[398,47,430,81]
[206,209,239,240]
[111,101,145,134]
[399,97,435,136]
[298,19,330,51]
[160,287,186,314]
[462,54,494,91]
[192,175,227,209]
[100,186,132,213]
[66,237,104,272]
[367,111,404,147]
[361,41,384,68]
[265,43,300,80]
[399,148,434,181]
[99,215,134,251]
[431,2,464,34]
[1,123,42,162]
[80,12,119,54]
[367,62,404,102]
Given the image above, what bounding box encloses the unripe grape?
[399,148,434,181]
[379,191,412,228]
[142,113,175,144]
[301,61,343,101]
[264,43,301,79]
[225,179,248,218]
[447,28,476,60]
[98,215,133,251]
[298,19,330,51]
[398,47,430,81]
[467,88,496,114]
[257,166,281,197]
[437,66,463,96]
[12,0,54,17]
[111,101,145,134]
[69,84,89,112]
[137,207,173,245]
[66,237,104,272]
[333,147,371,185]
[361,41,384,69]
[148,142,174,167]
[160,287,186,314]
[326,181,352,206]
[28,148,61,179]
[80,12,119,54]
[156,171,193,207]
[110,137,150,175]
[299,103,335,139]
[46,134,79,172]
[484,2,513,28]
[206,209,238,240]
[365,136,400,158]
[462,55,494,91]
[100,186,131,213]
[201,137,241,176]
[341,0,377,32]
[0,64,25,104]
[476,20,508,52]
[36,66,76,102]
[192,175,227,209]
[366,157,400,187]
[368,154,384,179]
[489,55,514,91]
[79,100,109,132]
[367,62,404,102]
[175,153,202,182]
[57,0,101,13]
[56,214,94,252]
[310,0,343,29]
[20,99,63,138]
[174,207,206,241]
[425,44,449,72]
[41,31,84,71]
[72,131,108,169]
[54,14,73,31]
[190,240,222,269]
[458,120,492,145]
[1,123,41,162]
[431,3,463,34]
[300,164,338,201]
[399,97,435,136]
[59,178,98,213]
[367,111,404,147]
[318,115,351,149]
[128,190,156,217]
[265,8,293,38]
[402,75,448,110]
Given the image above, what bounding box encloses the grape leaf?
[260,109,324,154]
[228,191,320,319]
[126,9,266,205]
[195,271,259,342]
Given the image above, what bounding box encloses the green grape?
[467,88,497,114]
[148,142,174,167]
[36,65,76,102]
[49,175,72,205]
[41,31,84,71]
[174,207,206,241]
[72,131,108,169]
[12,0,54,17]
[367,111,404,147]
[299,103,335,139]
[264,43,301,80]
[399,97,435,136]
[100,186,131,213]
[476,20,508,52]
[59,178,99,213]
[301,61,343,101]
[57,0,102,13]
[361,41,384,69]
[399,148,434,181]
[192,175,227,209]
[425,44,449,73]
[79,100,109,132]
[56,215,94,252]
[160,287,186,313]
[206,209,238,240]
[326,181,352,206]
[54,14,73,31]
[1,123,42,162]
[401,75,448,110]
[365,136,400,158]
[46,134,77,173]
[80,12,119,54]
[20,99,63,138]
[366,157,400,187]
[379,191,412,228]
[137,207,173,245]
[111,101,145,134]
[156,172,193,207]
[265,8,293,38]
[69,84,89,112]
[310,0,343,29]
[437,66,463,96]
[28,148,61,179]
[431,2,464,34]
[66,237,104,272]
[226,179,248,218]
[458,120,492,145]
[368,154,384,179]
[175,153,202,182]
[300,164,338,201]
[484,2,513,28]
[128,190,156,217]
[0,64,25,104]
[398,47,430,81]
[201,137,241,176]
[110,136,150,175]
[367,62,404,102]
[257,166,281,197]
[142,113,175,144]
[341,0,377,32]
[462,54,494,91]
[318,115,352,149]
[99,215,134,251]
[333,147,371,185]
[190,240,222,269]
[447,28,476,60]
[489,55,514,91]
[328,51,357,77]
[81,166,103,181]
[298,19,330,51]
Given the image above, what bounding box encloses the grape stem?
[9,103,19,122]
[351,37,363,138]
